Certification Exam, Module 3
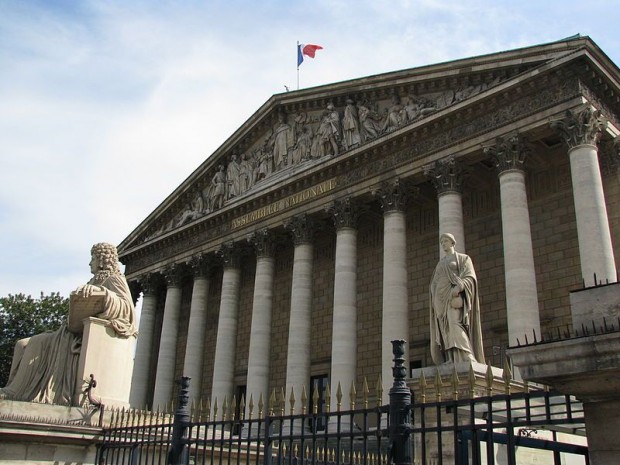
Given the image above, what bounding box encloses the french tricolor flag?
[297,43,323,67]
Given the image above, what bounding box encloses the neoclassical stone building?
[118,36,619,410]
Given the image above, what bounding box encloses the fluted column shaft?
[569,144,617,285]
[211,244,241,406]
[129,274,158,408]
[152,266,183,409]
[245,230,275,416]
[552,107,617,286]
[284,215,314,413]
[487,135,541,346]
[183,255,211,404]
[425,156,466,253]
[374,180,409,403]
[330,199,358,407]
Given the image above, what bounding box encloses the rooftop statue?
[0,242,137,405]
[429,233,485,365]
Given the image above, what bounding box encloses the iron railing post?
[168,376,191,465]
[389,340,412,465]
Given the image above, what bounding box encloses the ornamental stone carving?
[163,264,183,288]
[218,241,241,269]
[189,253,211,278]
[328,198,359,230]
[550,106,606,149]
[372,178,411,212]
[484,134,529,174]
[424,156,465,194]
[138,272,160,297]
[249,229,275,258]
[284,214,316,245]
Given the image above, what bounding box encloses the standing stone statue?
[0,242,137,405]
[429,233,484,364]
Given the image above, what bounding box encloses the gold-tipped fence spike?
[503,357,513,395]
[468,362,476,398]
[434,370,442,402]
[336,381,343,411]
[305,445,310,460]
[289,386,296,415]
[222,396,228,421]
[230,394,237,421]
[419,370,427,403]
[205,398,211,422]
[485,363,494,395]
[350,380,357,410]
[213,398,219,421]
[294,443,299,458]
[301,385,308,414]
[363,377,370,408]
[312,386,319,414]
[325,382,331,412]
[269,389,276,416]
[248,393,254,419]
[376,376,383,406]
[523,378,530,394]
[282,442,287,456]
[239,393,245,420]
[279,387,286,416]
[452,364,460,400]
[258,392,264,417]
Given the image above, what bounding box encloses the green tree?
[0,292,69,386]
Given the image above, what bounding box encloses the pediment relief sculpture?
[140,76,503,243]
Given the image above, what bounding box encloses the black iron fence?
[98,341,588,465]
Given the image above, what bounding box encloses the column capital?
[249,228,275,258]
[284,214,316,245]
[138,272,161,296]
[163,264,183,288]
[328,197,359,230]
[550,106,606,149]
[423,155,464,194]
[484,133,529,174]
[188,253,212,278]
[217,241,241,269]
[372,178,415,212]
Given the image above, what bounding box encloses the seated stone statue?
[429,233,485,365]
[0,242,137,405]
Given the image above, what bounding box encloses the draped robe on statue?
[429,252,484,365]
[0,273,136,405]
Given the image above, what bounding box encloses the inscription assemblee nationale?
[231,179,337,230]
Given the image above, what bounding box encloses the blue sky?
[1,0,619,298]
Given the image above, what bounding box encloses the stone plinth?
[570,282,620,333]
[509,330,620,465]
[409,361,525,401]
[76,317,136,408]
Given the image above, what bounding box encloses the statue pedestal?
[75,317,136,408]
[409,361,527,401]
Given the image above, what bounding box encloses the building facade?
[118,36,620,410]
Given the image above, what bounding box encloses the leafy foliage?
[0,292,69,386]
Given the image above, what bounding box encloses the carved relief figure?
[255,139,273,181]
[382,93,406,132]
[239,153,253,193]
[429,233,484,365]
[226,154,241,199]
[0,243,136,405]
[272,111,295,170]
[342,98,361,150]
[211,164,227,210]
[404,94,436,122]
[176,192,205,226]
[291,120,313,165]
[358,99,383,142]
[313,102,341,158]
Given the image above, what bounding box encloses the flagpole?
[296,41,300,90]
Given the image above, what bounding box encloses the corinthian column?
[152,264,183,409]
[551,106,617,286]
[425,156,466,254]
[373,179,410,402]
[328,198,359,408]
[284,214,315,413]
[183,254,211,404]
[485,134,541,346]
[245,229,275,418]
[211,242,241,407]
[130,273,160,408]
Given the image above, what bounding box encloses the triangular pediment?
[118,36,618,257]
